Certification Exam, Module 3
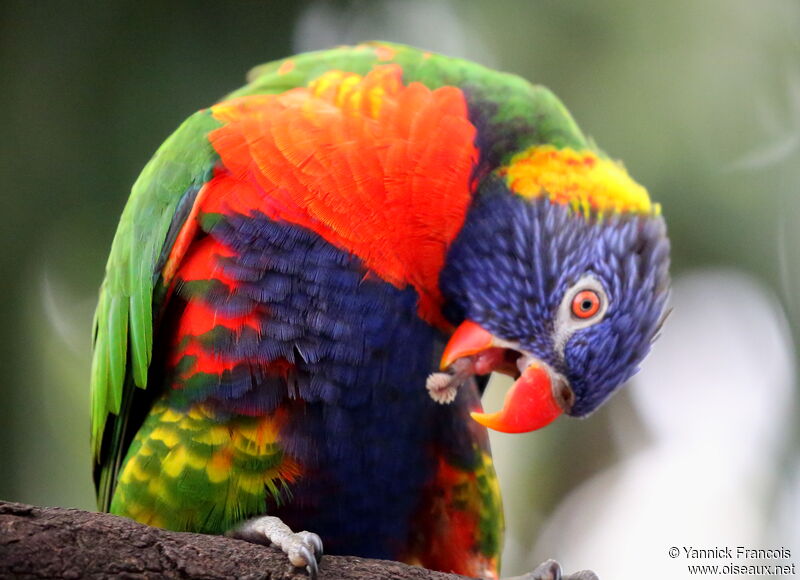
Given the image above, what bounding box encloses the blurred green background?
[2,1,798,577]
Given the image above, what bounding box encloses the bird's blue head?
[439,146,670,432]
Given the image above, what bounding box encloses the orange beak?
[440,320,570,434]
[470,363,564,433]
[440,320,495,370]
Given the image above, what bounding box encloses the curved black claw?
[506,559,599,580]
[296,544,318,579]
[298,530,324,559]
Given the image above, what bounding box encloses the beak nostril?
[554,377,575,411]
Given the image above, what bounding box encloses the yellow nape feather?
[502,145,657,216]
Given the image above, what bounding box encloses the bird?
[90,41,670,580]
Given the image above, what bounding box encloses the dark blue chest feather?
[205,212,471,559]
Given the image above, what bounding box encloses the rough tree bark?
[0,501,469,579]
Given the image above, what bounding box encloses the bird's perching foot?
[228,515,323,579]
[505,559,599,580]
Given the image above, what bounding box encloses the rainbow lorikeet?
[91,42,669,579]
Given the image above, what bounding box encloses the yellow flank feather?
[110,398,301,533]
[159,408,183,423]
[503,145,657,216]
[238,473,268,495]
[137,510,166,528]
[162,446,191,478]
[195,425,231,446]
[206,449,233,483]
[147,477,168,498]
[150,426,180,448]
[118,456,149,484]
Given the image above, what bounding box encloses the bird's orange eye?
[571,290,601,319]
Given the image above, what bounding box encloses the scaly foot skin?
[505,559,599,580]
[228,516,324,579]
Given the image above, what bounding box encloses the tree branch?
[0,501,469,579]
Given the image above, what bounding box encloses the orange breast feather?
[203,65,479,327]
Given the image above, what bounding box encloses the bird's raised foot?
[228,515,323,579]
[505,559,599,580]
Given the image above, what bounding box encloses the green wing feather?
[91,110,222,509]
[91,41,591,511]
